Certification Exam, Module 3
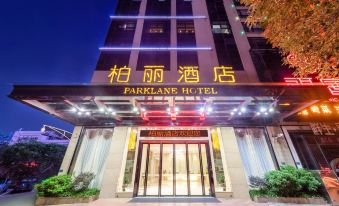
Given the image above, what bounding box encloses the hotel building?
[9,0,339,203]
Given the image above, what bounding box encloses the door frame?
[133,140,215,197]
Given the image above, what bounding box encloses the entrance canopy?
[9,84,332,126]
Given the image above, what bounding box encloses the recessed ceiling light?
[70,108,77,113]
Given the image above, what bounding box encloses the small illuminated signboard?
[140,130,208,137]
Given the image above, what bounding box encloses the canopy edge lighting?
[109,15,207,20]
[99,47,212,51]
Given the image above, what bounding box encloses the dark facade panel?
[176,0,193,15]
[136,51,170,71]
[145,0,171,16]
[205,0,244,70]
[95,51,131,71]
[115,0,142,15]
[249,38,292,82]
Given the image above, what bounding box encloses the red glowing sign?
[284,78,339,96]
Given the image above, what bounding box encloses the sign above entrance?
[140,130,208,137]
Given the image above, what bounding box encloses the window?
[212,22,231,34]
[141,20,170,46]
[235,128,276,182]
[177,21,195,34]
[104,20,136,46]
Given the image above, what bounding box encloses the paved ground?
[0,190,35,206]
[0,192,331,206]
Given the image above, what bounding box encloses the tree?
[0,141,67,184]
[241,0,339,78]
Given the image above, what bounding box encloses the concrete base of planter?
[253,196,327,204]
[35,195,98,206]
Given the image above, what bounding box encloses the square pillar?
[219,127,251,200]
[58,126,83,175]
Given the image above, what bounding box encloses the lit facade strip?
[109,15,207,20]
[99,47,212,51]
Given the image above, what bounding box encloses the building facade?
[10,125,71,146]
[9,0,339,203]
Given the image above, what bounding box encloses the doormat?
[129,197,221,203]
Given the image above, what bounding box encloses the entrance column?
[100,127,129,198]
[219,127,250,200]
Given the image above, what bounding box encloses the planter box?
[253,196,327,204]
[35,195,98,206]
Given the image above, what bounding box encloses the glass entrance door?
[134,142,214,196]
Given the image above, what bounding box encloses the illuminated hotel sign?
[123,86,218,95]
[140,130,208,137]
[284,78,339,96]
[108,65,235,84]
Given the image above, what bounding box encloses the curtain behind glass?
[72,128,113,188]
[235,128,275,182]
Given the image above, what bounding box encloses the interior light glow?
[264,112,268,116]
[107,108,113,112]
[230,112,235,116]
[110,15,207,20]
[268,108,274,113]
[199,107,205,112]
[79,108,86,112]
[99,47,212,51]
[77,111,83,116]
[207,107,213,112]
[133,107,138,112]
[240,107,246,112]
[99,108,105,113]
[260,107,267,112]
[85,111,91,116]
[141,108,146,112]
[175,107,179,112]
[238,112,242,115]
[111,111,116,115]
[233,108,238,112]
[70,108,77,113]
[167,108,171,112]
[256,112,261,116]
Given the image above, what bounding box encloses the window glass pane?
[235,128,276,182]
[201,144,210,195]
[138,144,148,195]
[161,144,174,195]
[188,144,203,195]
[211,129,226,191]
[266,126,295,167]
[146,144,160,195]
[71,129,113,188]
[122,129,137,192]
[175,144,188,195]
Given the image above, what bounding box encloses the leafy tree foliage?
[241,0,339,78]
[0,141,66,184]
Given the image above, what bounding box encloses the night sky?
[0,0,117,134]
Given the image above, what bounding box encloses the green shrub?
[35,175,73,197]
[73,188,100,197]
[264,166,322,198]
[36,173,98,198]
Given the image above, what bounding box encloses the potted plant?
[35,173,99,205]
[249,166,328,204]
[122,176,129,192]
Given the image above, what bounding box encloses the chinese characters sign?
[108,65,236,84]
[309,122,339,137]
[140,130,208,137]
